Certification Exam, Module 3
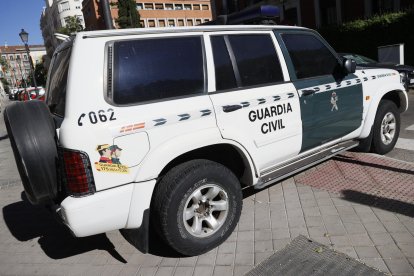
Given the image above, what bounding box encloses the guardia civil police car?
[4,24,408,256]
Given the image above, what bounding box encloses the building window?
[9,55,14,61]
[168,19,175,27]
[165,4,173,10]
[193,5,200,10]
[159,20,166,27]
[184,4,191,10]
[136,3,143,10]
[145,3,153,10]
[77,15,84,24]
[204,19,209,23]
[23,55,28,61]
[177,19,184,26]
[155,3,163,10]
[140,20,145,27]
[202,5,209,10]
[195,19,202,25]
[60,1,70,12]
[187,19,193,26]
[148,20,156,27]
[175,4,183,10]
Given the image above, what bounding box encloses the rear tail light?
[60,148,96,197]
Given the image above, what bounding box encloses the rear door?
[276,31,363,152]
[206,31,302,171]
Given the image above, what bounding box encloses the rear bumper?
[58,179,156,237]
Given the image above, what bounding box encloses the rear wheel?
[151,159,242,256]
[371,100,400,155]
[4,100,58,205]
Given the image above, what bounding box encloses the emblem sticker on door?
[94,144,129,173]
[331,92,338,111]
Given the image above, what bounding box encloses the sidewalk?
[0,113,413,275]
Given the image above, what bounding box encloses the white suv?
[4,25,408,256]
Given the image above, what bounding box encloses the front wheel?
[371,100,400,155]
[151,159,242,256]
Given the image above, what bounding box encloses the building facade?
[40,0,86,58]
[0,45,47,88]
[82,0,212,30]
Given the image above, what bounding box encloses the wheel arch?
[159,143,255,188]
[360,88,407,138]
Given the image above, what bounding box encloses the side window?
[281,33,339,79]
[211,34,284,91]
[46,47,72,117]
[112,36,204,105]
[229,35,284,87]
[211,36,237,91]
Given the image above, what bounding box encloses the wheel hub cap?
[380,112,396,145]
[183,184,229,238]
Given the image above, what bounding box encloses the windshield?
[343,54,377,64]
[46,45,72,117]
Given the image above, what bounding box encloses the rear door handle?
[302,89,316,96]
[223,105,242,113]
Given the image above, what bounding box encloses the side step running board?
[255,140,359,190]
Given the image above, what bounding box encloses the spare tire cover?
[4,100,58,205]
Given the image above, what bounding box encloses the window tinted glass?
[281,33,339,79]
[211,36,237,91]
[229,34,284,87]
[46,46,72,117]
[113,36,204,104]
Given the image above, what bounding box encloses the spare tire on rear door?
[4,100,59,205]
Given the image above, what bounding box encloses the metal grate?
[246,235,386,276]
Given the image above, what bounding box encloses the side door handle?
[223,105,242,113]
[302,89,316,96]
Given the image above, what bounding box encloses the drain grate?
[246,235,385,276]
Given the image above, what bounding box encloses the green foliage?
[117,0,141,28]
[0,57,8,70]
[58,16,84,35]
[319,9,414,65]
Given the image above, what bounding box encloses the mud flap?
[119,209,150,253]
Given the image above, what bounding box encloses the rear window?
[46,46,72,117]
[112,36,205,105]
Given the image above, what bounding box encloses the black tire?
[151,159,242,256]
[4,100,58,205]
[371,100,400,155]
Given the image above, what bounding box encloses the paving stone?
[330,235,351,247]
[254,240,273,253]
[370,233,396,246]
[363,221,388,234]
[359,258,390,274]
[384,258,414,275]
[215,252,234,266]
[354,246,381,258]
[307,226,326,238]
[237,231,254,242]
[218,241,236,253]
[348,234,373,246]
[160,257,179,267]
[325,223,347,236]
[390,231,414,245]
[333,246,358,259]
[234,265,254,276]
[289,226,309,238]
[383,221,411,233]
[234,253,254,266]
[254,229,272,241]
[174,266,193,276]
[193,266,213,276]
[137,267,157,276]
[155,267,175,276]
[254,251,273,266]
[343,222,367,234]
[177,256,197,267]
[272,228,290,239]
[305,216,324,227]
[377,244,406,259]
[196,251,216,266]
[236,241,254,253]
[272,238,291,251]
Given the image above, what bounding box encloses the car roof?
[78,25,307,40]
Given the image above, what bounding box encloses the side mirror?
[343,58,356,74]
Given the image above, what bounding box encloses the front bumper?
[58,179,156,237]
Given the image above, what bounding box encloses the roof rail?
[203,5,280,25]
